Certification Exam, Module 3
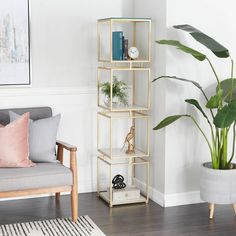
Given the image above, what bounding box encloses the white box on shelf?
[107,186,141,201]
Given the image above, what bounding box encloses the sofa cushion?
[0,163,72,192]
[9,111,61,163]
[0,113,35,168]
[0,107,52,126]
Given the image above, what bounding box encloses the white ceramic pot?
[104,97,119,108]
[200,162,236,204]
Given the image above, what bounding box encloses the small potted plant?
[154,24,236,219]
[100,76,128,107]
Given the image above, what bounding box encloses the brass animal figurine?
[121,126,135,154]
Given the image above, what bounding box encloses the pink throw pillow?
[0,113,35,168]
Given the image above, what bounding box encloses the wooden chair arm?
[56,140,77,165]
[55,140,78,217]
[56,140,77,152]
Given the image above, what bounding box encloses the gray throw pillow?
[9,111,61,163]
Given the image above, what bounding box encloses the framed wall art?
[0,0,31,86]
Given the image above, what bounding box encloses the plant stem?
[220,128,228,168]
[231,57,234,78]
[190,116,212,155]
[216,128,220,167]
[228,121,236,165]
[230,57,234,101]
[206,58,220,86]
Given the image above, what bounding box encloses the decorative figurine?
[112,175,126,189]
[121,126,135,154]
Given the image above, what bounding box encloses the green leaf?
[173,25,230,58]
[185,99,210,122]
[153,115,190,130]
[153,76,202,89]
[156,40,206,61]
[214,101,236,128]
[206,89,223,108]
[218,78,236,103]
[152,75,210,100]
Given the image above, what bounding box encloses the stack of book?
[112,31,129,60]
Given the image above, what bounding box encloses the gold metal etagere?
[97,17,151,207]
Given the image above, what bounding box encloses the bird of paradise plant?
[153,25,236,170]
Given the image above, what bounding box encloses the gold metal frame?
[97,155,149,207]
[97,67,151,112]
[97,17,151,207]
[97,18,151,64]
[97,111,150,159]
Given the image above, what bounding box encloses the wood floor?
[0,193,236,236]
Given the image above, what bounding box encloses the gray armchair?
[0,107,78,222]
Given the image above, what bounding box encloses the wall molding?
[134,178,164,207]
[164,190,203,207]
[0,86,96,97]
[134,178,203,207]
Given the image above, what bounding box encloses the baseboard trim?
[134,178,164,207]
[164,191,203,207]
[134,178,203,207]
[0,179,203,207]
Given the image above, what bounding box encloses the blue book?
[112,31,123,60]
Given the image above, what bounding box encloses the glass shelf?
[98,148,148,159]
[99,191,147,206]
[98,17,151,22]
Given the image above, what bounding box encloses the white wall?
[134,0,167,204]
[31,0,133,87]
[134,0,236,207]
[0,0,134,197]
[165,0,236,198]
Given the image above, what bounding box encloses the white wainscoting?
[0,86,98,196]
[0,87,204,206]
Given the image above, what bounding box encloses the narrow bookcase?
[97,17,151,207]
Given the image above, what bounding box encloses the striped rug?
[0,216,105,236]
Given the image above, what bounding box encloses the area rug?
[0,216,105,236]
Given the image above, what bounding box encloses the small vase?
[104,97,119,108]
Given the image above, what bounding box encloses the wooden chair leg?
[71,187,78,222]
[70,151,78,222]
[56,145,64,200]
[233,204,236,215]
[55,192,60,201]
[209,203,215,219]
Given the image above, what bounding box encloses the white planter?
[104,97,119,108]
[200,162,236,204]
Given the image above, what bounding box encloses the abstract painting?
[0,0,30,86]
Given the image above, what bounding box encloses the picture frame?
[0,0,31,86]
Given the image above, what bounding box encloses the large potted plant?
[154,24,236,219]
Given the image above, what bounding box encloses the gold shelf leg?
[146,161,150,204]
[97,157,100,197]
[109,164,113,207]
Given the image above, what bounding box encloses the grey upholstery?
[0,163,72,192]
[0,107,72,193]
[0,107,52,125]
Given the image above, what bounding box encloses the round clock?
[128,47,139,60]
